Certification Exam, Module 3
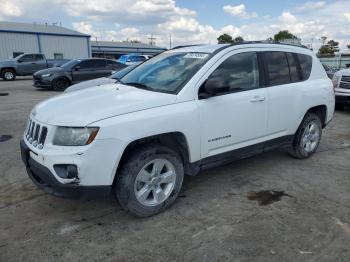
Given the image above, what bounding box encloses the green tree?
[217,33,233,44]
[217,34,244,44]
[318,40,339,55]
[233,36,244,43]
[273,30,298,42]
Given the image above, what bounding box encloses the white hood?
[32,83,177,126]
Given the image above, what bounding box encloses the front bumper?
[33,76,52,88]
[20,139,111,199]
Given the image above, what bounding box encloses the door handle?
[250,96,266,102]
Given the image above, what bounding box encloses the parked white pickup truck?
[21,42,334,217]
[332,67,350,109]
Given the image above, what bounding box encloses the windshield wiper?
[124,82,153,91]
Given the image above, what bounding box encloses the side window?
[77,60,96,69]
[34,54,44,61]
[20,54,34,62]
[207,52,259,94]
[297,54,312,80]
[264,51,290,86]
[93,59,107,68]
[286,53,300,82]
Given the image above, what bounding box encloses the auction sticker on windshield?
[184,53,208,59]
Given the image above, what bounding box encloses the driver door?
[197,51,268,160]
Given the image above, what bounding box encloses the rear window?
[297,54,312,80]
[264,52,290,86]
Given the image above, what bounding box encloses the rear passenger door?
[262,51,310,137]
[32,54,47,72]
[92,59,110,79]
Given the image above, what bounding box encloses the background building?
[0,21,90,60]
[91,41,166,59]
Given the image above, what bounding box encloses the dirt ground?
[1,78,350,262]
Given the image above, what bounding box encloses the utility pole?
[148,34,157,46]
[169,33,172,49]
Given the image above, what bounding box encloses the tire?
[115,144,184,217]
[1,69,16,81]
[335,103,345,111]
[52,77,69,91]
[289,112,322,159]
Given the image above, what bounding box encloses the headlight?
[53,127,99,146]
[41,73,52,78]
[332,74,340,88]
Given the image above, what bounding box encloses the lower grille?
[25,119,48,149]
[339,82,350,90]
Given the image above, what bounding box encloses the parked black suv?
[33,58,126,90]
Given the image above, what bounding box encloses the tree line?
[217,30,348,55]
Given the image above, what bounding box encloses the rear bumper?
[20,139,111,199]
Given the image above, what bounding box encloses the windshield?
[60,59,80,69]
[111,65,137,80]
[120,52,210,94]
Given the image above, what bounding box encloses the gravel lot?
[1,78,350,262]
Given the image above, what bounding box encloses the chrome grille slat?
[341,76,350,83]
[25,119,48,149]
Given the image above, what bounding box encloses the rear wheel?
[289,112,322,159]
[115,144,184,217]
[52,77,69,91]
[1,69,16,81]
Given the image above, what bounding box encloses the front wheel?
[1,69,16,81]
[115,144,184,217]
[289,112,322,159]
[52,77,69,91]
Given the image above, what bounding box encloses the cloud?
[223,4,257,19]
[278,12,297,24]
[295,1,325,11]
[72,21,99,37]
[58,0,196,26]
[1,0,350,52]
[345,13,350,22]
[0,1,22,19]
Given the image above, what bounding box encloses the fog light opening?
[54,164,79,180]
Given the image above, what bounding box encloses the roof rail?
[171,44,203,50]
[228,40,309,49]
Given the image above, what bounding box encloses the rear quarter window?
[297,54,312,80]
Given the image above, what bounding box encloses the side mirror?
[199,78,228,99]
[17,59,23,63]
[74,66,80,71]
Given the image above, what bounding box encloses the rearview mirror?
[199,78,228,99]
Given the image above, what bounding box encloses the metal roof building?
[91,41,166,59]
[0,21,91,60]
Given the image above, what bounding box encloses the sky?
[0,0,350,51]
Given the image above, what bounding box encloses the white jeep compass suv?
[20,43,335,217]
